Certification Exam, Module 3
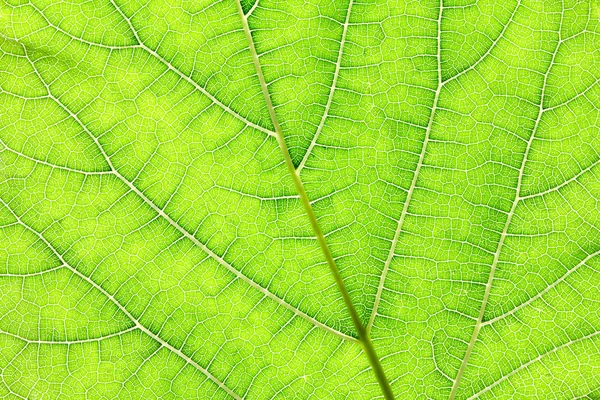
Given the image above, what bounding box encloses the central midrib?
[233,1,395,399]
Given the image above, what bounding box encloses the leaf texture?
[1,0,599,398]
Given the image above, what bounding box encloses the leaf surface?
[1,0,599,398]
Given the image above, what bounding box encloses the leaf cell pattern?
[1,0,599,398]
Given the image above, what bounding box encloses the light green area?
[1,0,599,398]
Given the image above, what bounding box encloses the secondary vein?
[0,198,242,400]
[296,0,354,175]
[18,41,356,346]
[367,0,444,334]
[448,5,565,397]
[106,0,277,138]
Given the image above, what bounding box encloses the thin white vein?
[111,172,357,343]
[245,0,260,18]
[366,0,444,333]
[233,1,396,397]
[442,0,521,86]
[0,264,65,277]
[0,345,28,399]
[139,44,276,138]
[467,330,600,399]
[21,3,141,50]
[0,343,28,390]
[0,326,138,344]
[121,346,166,396]
[0,140,113,175]
[106,0,276,138]
[213,183,300,201]
[431,340,454,383]
[518,157,600,201]
[22,1,274,138]
[1,386,26,400]
[1,362,27,400]
[482,248,600,327]
[296,0,354,175]
[542,75,600,112]
[19,43,356,345]
[0,198,242,400]
[448,7,564,397]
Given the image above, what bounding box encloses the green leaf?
[1,0,599,398]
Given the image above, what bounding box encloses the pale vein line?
[234,0,394,398]
[104,0,277,138]
[296,0,354,175]
[0,339,29,399]
[138,44,277,138]
[19,42,356,344]
[118,344,164,391]
[482,248,600,327]
[542,76,600,112]
[0,326,138,344]
[245,0,260,18]
[366,0,444,333]
[442,0,521,86]
[518,157,600,201]
[448,6,564,397]
[1,385,26,400]
[112,171,357,344]
[1,364,27,400]
[17,3,140,50]
[0,89,49,101]
[9,2,273,138]
[468,330,600,399]
[0,198,242,400]
[212,184,300,201]
[0,140,113,175]
[0,264,65,277]
[23,0,266,137]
